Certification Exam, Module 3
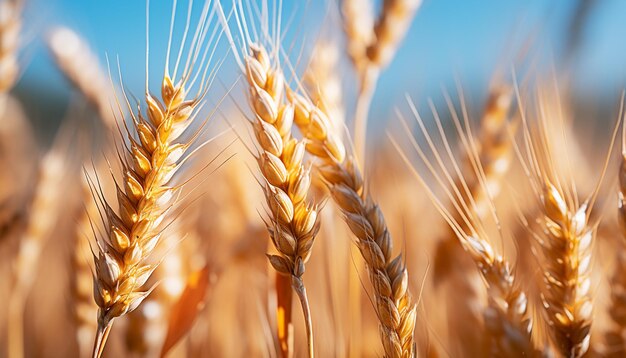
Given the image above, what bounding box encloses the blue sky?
[18,0,626,127]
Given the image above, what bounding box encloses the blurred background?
[3,0,626,357]
[16,0,626,146]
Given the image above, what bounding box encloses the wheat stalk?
[89,3,220,355]
[345,0,422,168]
[289,91,416,358]
[242,43,319,358]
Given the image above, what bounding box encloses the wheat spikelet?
[458,232,534,357]
[89,3,220,355]
[242,43,319,357]
[289,91,416,358]
[9,149,68,358]
[47,27,117,130]
[125,218,186,356]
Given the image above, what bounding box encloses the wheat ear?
[538,182,593,357]
[289,91,416,358]
[90,3,220,354]
[434,86,514,281]
[432,86,514,354]
[90,72,210,357]
[9,150,67,358]
[512,86,617,357]
[47,27,117,130]
[390,94,534,357]
[242,44,319,358]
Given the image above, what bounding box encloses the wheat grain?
[289,91,415,358]
[125,218,186,356]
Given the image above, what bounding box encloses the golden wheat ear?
[285,85,416,357]
[511,78,622,358]
[221,2,322,350]
[389,89,536,357]
[89,2,224,356]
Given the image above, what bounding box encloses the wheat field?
[1,0,625,357]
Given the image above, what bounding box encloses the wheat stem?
[292,275,314,358]
[353,67,379,170]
